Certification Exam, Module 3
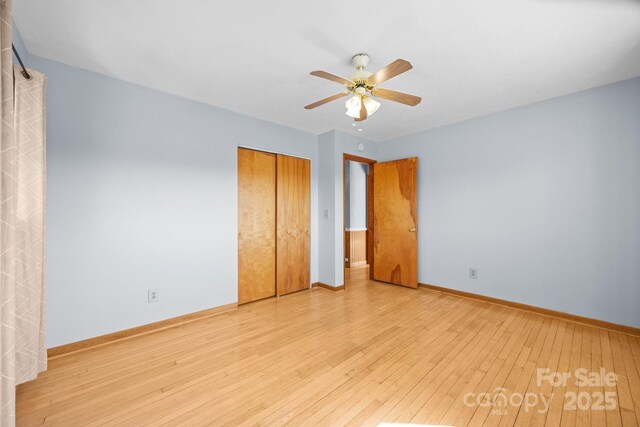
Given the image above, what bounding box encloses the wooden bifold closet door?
[276,154,311,295]
[238,148,310,304]
[238,148,277,304]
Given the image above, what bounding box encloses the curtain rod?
[12,44,31,80]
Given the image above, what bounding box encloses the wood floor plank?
[577,324,593,427]
[590,327,607,427]
[619,334,640,423]
[563,324,584,427]
[611,332,640,426]
[601,329,624,427]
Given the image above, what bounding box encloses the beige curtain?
[1,0,48,422]
[11,66,47,375]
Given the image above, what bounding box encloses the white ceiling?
[14,0,640,142]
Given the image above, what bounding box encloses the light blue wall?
[318,131,337,286]
[317,130,377,286]
[378,77,640,328]
[29,55,319,347]
[345,161,368,230]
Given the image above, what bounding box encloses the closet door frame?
[342,153,376,288]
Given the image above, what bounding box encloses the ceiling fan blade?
[372,88,422,106]
[359,95,368,121]
[310,71,355,86]
[367,59,413,86]
[304,92,350,109]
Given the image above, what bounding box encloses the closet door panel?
[238,148,277,304]
[276,154,311,295]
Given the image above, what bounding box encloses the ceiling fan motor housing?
[352,53,369,69]
[350,54,373,87]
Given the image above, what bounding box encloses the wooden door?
[372,157,418,288]
[238,148,277,304]
[276,154,311,295]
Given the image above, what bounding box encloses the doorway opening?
[343,153,376,287]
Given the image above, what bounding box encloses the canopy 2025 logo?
[462,368,618,415]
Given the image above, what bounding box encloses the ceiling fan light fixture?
[345,95,380,118]
[365,97,380,115]
[345,95,360,118]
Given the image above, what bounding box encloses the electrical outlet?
[345,257,349,262]
[469,268,478,279]
[148,289,159,303]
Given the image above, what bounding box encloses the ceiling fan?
[304,54,421,122]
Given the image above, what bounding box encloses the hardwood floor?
[17,272,640,426]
